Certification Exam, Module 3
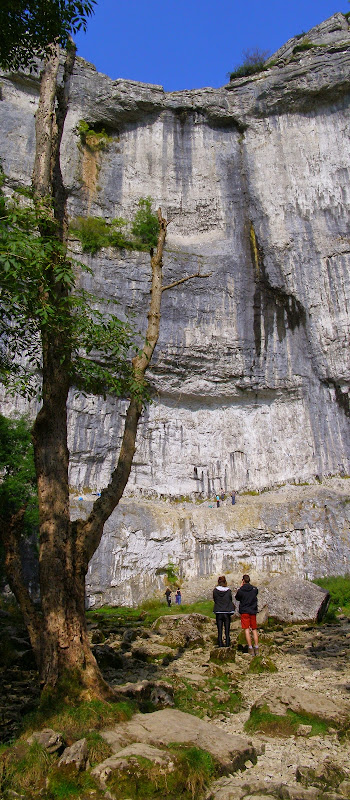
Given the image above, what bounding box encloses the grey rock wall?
[80,479,350,607]
[0,14,349,598]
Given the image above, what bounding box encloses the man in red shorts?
[235,574,259,656]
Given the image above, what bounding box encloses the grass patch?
[245,704,332,737]
[314,575,350,619]
[48,765,100,798]
[0,740,55,797]
[106,744,218,799]
[87,598,214,628]
[169,744,217,798]
[85,731,112,765]
[0,700,131,798]
[23,697,135,742]
[292,37,315,54]
[173,675,242,719]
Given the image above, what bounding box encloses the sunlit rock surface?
[0,14,349,596]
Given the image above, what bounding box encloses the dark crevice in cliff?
[323,379,350,417]
[250,223,306,356]
[206,115,247,132]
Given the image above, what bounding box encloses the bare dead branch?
[162,271,212,292]
[81,209,169,565]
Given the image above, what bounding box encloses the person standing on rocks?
[213,575,235,647]
[165,587,172,607]
[215,494,220,508]
[235,574,259,656]
[231,490,236,505]
[175,587,182,605]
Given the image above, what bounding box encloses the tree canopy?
[0,183,139,402]
[0,413,37,532]
[0,0,96,71]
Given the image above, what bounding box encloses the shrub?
[131,196,159,248]
[314,575,350,618]
[77,119,112,150]
[0,414,38,540]
[292,37,315,54]
[70,216,110,254]
[229,47,270,81]
[70,216,132,254]
[70,197,160,255]
[164,560,180,587]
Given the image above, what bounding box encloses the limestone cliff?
[0,14,349,598]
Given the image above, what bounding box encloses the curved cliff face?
[1,13,349,600]
[64,14,350,497]
[0,14,349,502]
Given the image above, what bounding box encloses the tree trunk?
[5,47,173,699]
[30,45,112,695]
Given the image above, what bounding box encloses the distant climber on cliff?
[231,490,236,505]
[235,574,259,656]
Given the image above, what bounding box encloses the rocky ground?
[205,618,350,798]
[0,603,350,799]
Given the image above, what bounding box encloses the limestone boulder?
[115,679,174,707]
[258,577,330,623]
[92,643,124,670]
[27,728,64,753]
[100,708,257,771]
[152,613,215,648]
[58,738,88,771]
[253,686,350,723]
[296,760,348,791]
[210,645,236,663]
[92,741,175,786]
[131,636,174,662]
[205,776,347,799]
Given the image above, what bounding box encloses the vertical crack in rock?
[250,223,306,356]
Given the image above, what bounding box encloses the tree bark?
[32,43,60,200]
[30,45,114,695]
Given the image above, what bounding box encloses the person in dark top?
[235,574,259,656]
[213,575,235,647]
[165,587,172,607]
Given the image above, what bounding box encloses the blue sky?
[74,0,349,92]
